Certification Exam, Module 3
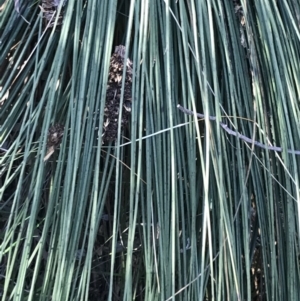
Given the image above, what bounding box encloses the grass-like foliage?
[1,0,300,300]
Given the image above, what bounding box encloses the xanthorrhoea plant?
[0,1,299,300]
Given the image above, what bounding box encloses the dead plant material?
[103,45,133,142]
[44,123,64,161]
[40,0,67,28]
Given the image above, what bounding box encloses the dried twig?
[177,104,300,155]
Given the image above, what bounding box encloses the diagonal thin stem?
[177,104,300,155]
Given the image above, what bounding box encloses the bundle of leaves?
[0,1,300,300]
